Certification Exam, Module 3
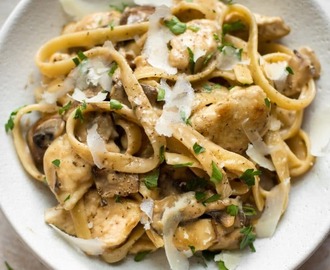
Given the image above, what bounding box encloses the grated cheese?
[86,123,107,169]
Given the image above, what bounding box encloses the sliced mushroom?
[27,115,65,171]
[119,6,155,25]
[93,167,139,198]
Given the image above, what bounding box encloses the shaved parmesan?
[217,46,242,71]
[246,144,275,171]
[71,88,108,103]
[255,178,290,238]
[155,76,195,136]
[140,199,154,230]
[86,124,107,169]
[49,224,105,256]
[214,250,243,270]
[162,193,195,270]
[143,6,177,75]
[264,61,288,92]
[193,48,207,62]
[134,0,173,7]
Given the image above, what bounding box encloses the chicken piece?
[254,13,290,41]
[191,86,270,154]
[43,134,93,210]
[282,47,321,97]
[92,167,139,198]
[120,6,155,25]
[27,115,65,171]
[84,189,141,248]
[209,224,242,250]
[168,19,219,71]
[173,219,216,251]
[63,11,121,34]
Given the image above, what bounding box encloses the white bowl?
[1,0,330,269]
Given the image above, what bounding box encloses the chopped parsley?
[74,100,87,122]
[195,192,220,205]
[72,51,87,66]
[243,205,257,216]
[108,62,118,76]
[203,52,215,66]
[240,225,256,252]
[210,161,223,184]
[109,3,127,13]
[188,25,200,32]
[203,83,221,92]
[286,66,294,75]
[52,159,61,167]
[109,20,115,30]
[203,194,221,204]
[189,245,196,254]
[134,250,151,262]
[185,177,207,191]
[195,191,207,202]
[159,145,165,163]
[5,261,14,270]
[222,21,245,37]
[64,194,71,202]
[164,16,187,35]
[110,99,123,110]
[157,87,166,101]
[239,169,261,187]
[226,204,239,216]
[264,97,271,108]
[143,169,159,190]
[114,195,122,203]
[193,142,205,154]
[213,33,221,42]
[173,162,193,168]
[187,47,195,74]
[218,44,243,61]
[218,260,229,270]
[5,107,22,132]
[59,101,72,115]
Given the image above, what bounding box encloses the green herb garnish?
[159,145,165,163]
[173,162,193,168]
[5,107,22,132]
[143,169,159,190]
[240,225,256,252]
[188,25,200,32]
[64,194,71,202]
[210,161,223,184]
[226,204,239,216]
[203,194,221,204]
[157,87,166,101]
[187,47,195,74]
[193,142,205,154]
[164,16,187,35]
[286,66,294,75]
[108,62,118,76]
[134,251,151,262]
[5,261,14,270]
[185,177,207,191]
[195,191,207,202]
[222,21,245,37]
[59,101,72,115]
[52,159,61,167]
[239,169,261,187]
[218,260,229,270]
[114,195,122,203]
[110,99,123,110]
[243,205,257,216]
[74,100,87,122]
[189,245,196,254]
[264,97,271,108]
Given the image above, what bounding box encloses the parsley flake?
[59,101,72,115]
[164,16,187,35]
[74,101,87,122]
[108,62,118,76]
[5,261,14,270]
[222,21,245,37]
[114,195,122,203]
[239,169,261,187]
[243,205,257,216]
[286,66,294,75]
[203,194,221,204]
[187,47,195,74]
[134,250,151,262]
[5,107,22,132]
[218,260,229,270]
[64,194,71,202]
[173,162,193,168]
[189,245,196,254]
[188,25,200,32]
[240,225,256,252]
[109,20,115,30]
[110,99,123,110]
[210,161,223,183]
[143,169,159,190]
[52,159,60,167]
[193,142,205,154]
[264,97,271,108]
[185,177,207,191]
[226,204,239,216]
[195,191,207,202]
[159,145,165,163]
[157,87,166,101]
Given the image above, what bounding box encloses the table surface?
[1,1,330,269]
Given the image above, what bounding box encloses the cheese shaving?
[214,250,243,270]
[134,0,173,7]
[140,199,154,230]
[217,46,242,71]
[143,6,177,75]
[155,76,195,136]
[86,123,107,169]
[49,224,105,256]
[264,61,288,92]
[255,178,290,238]
[246,144,275,171]
[71,88,108,103]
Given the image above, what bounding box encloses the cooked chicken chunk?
[120,6,155,25]
[84,189,141,248]
[43,134,93,210]
[254,13,290,41]
[168,19,219,71]
[191,86,270,154]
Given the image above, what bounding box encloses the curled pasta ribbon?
[12,103,58,182]
[228,4,315,110]
[66,46,166,173]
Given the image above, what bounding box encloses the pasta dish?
[6,0,321,268]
